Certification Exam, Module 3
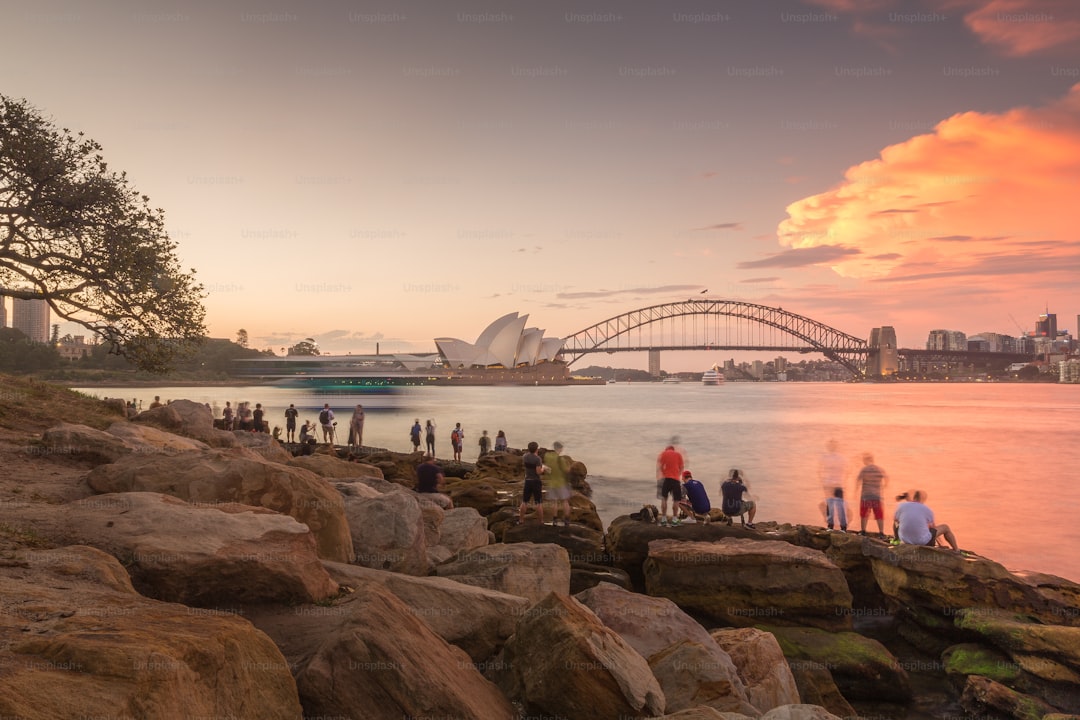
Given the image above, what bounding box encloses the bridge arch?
[560,299,869,376]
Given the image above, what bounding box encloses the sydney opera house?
[435,312,565,369]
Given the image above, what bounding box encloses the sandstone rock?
[712,628,802,712]
[575,581,717,660]
[324,561,530,663]
[135,399,237,447]
[436,505,491,554]
[289,453,384,480]
[40,422,138,464]
[436,542,571,603]
[866,542,1080,630]
[783,662,857,720]
[760,705,845,720]
[420,501,445,546]
[650,640,760,715]
[85,448,352,562]
[106,420,211,453]
[230,429,292,462]
[495,592,665,718]
[644,538,854,631]
[606,514,761,589]
[51,492,338,606]
[954,610,1080,674]
[0,545,302,720]
[292,584,516,720]
[573,563,634,594]
[343,486,429,575]
[654,708,742,719]
[766,625,912,704]
[960,674,1057,720]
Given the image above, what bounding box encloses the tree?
[288,338,320,356]
[0,95,205,373]
[236,328,248,348]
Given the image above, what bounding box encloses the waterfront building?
[926,329,966,351]
[12,296,50,343]
[434,312,564,369]
[57,335,91,361]
[1062,358,1080,384]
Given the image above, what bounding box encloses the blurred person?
[819,439,848,532]
[656,443,685,526]
[543,441,572,526]
[854,453,889,536]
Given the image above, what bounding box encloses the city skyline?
[6,0,1080,371]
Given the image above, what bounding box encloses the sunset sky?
[6,0,1080,369]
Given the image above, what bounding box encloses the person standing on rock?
[656,444,685,526]
[854,453,889,536]
[409,418,423,453]
[348,404,364,450]
[819,439,848,532]
[478,430,491,458]
[893,490,958,550]
[451,423,464,462]
[284,404,298,443]
[319,404,336,445]
[425,419,437,457]
[518,441,545,525]
[415,454,453,509]
[222,401,235,431]
[252,403,265,433]
[494,430,508,452]
[543,441,572,527]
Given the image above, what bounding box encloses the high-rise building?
[926,329,966,351]
[12,296,50,343]
[1035,313,1057,339]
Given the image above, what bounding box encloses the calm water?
[78,382,1080,583]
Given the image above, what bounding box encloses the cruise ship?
[702,365,725,385]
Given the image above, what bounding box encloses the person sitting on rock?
[893,490,958,550]
[720,468,757,529]
[415,454,453,509]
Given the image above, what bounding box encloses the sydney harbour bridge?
[559,299,1033,378]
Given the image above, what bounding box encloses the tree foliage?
[0,95,206,373]
[288,338,320,356]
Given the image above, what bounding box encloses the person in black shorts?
[284,404,298,443]
[518,441,545,524]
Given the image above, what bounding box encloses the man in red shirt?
[656,445,686,526]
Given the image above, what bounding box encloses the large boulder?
[495,592,665,718]
[575,581,718,660]
[0,545,302,720]
[436,505,492,554]
[135,399,236,447]
[290,584,516,720]
[85,448,352,562]
[289,453,384,480]
[342,486,429,575]
[40,422,140,464]
[325,561,530,663]
[649,640,760,715]
[229,430,292,463]
[435,543,571,603]
[960,675,1058,720]
[711,628,802,713]
[766,625,912,704]
[866,542,1080,630]
[105,420,211,453]
[50,492,338,606]
[606,514,760,589]
[644,538,854,631]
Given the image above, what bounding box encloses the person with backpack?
[425,419,436,457]
[410,419,422,453]
[450,422,463,462]
[319,404,336,445]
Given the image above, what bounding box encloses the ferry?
[702,365,725,386]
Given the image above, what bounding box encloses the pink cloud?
[777,84,1080,293]
[956,0,1080,56]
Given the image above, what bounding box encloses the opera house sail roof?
[435,312,565,368]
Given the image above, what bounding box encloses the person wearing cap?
[543,441,573,527]
[415,453,453,509]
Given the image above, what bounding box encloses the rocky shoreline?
[1,393,1078,720]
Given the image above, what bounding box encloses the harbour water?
[77,381,1080,584]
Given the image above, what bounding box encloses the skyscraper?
[12,297,50,343]
[1035,313,1057,339]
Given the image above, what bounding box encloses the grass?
[0,373,126,434]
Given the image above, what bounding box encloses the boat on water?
[702,365,725,385]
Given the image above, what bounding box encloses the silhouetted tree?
[288,338,320,356]
[0,95,205,372]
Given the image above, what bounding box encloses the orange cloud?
[777,83,1080,290]
[956,0,1080,56]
